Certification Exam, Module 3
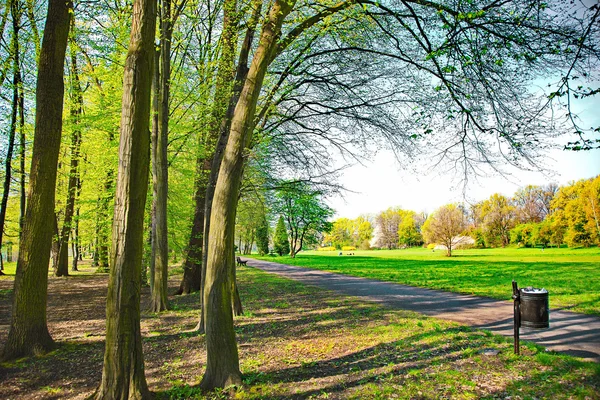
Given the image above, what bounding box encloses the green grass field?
[2,264,599,398]
[251,247,600,315]
[0,260,104,281]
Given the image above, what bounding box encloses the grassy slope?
[250,247,600,315]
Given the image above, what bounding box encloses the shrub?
[358,240,371,250]
[317,246,336,251]
[427,243,436,250]
[341,246,356,251]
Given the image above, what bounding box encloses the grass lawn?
[250,247,600,316]
[1,263,599,398]
[0,260,101,280]
[0,261,16,278]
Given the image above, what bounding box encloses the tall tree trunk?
[0,0,23,275]
[149,204,156,291]
[195,0,260,327]
[1,0,72,361]
[96,170,113,272]
[18,47,25,240]
[231,263,242,316]
[71,225,79,270]
[72,167,82,271]
[56,19,83,276]
[178,0,241,298]
[151,0,173,312]
[92,205,102,268]
[93,0,156,396]
[201,0,294,389]
[176,160,206,294]
[51,213,60,271]
[149,47,159,293]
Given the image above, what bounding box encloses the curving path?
[248,258,600,362]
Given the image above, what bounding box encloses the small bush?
[341,246,357,251]
[427,243,436,250]
[358,240,371,250]
[317,246,336,251]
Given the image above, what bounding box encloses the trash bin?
[512,281,550,354]
[519,287,549,329]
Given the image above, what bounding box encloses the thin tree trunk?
[72,164,82,271]
[231,263,242,316]
[142,212,151,286]
[93,0,156,395]
[92,205,101,268]
[176,161,206,294]
[71,226,79,271]
[201,0,294,389]
[18,51,25,240]
[151,0,172,312]
[51,213,60,272]
[25,0,40,59]
[1,0,72,361]
[149,47,159,293]
[149,204,156,291]
[56,19,83,277]
[97,170,113,272]
[0,0,22,275]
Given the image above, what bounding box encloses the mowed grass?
[162,266,600,399]
[1,264,599,398]
[0,260,104,282]
[251,247,600,315]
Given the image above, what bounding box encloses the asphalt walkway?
[248,259,600,362]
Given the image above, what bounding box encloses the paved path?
[248,259,600,362]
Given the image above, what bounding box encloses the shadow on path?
[249,259,600,362]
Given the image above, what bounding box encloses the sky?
[327,147,599,219]
[327,96,600,219]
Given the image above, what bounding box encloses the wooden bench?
[236,257,247,266]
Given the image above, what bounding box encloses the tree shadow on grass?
[154,326,491,399]
[0,339,105,399]
[234,305,403,342]
[487,354,600,399]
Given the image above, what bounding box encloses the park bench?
[236,257,248,266]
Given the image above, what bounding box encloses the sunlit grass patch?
[227,266,600,399]
[250,247,600,315]
[1,261,598,399]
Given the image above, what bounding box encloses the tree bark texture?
[150,0,172,312]
[200,0,294,389]
[56,21,83,277]
[94,0,156,396]
[1,0,72,361]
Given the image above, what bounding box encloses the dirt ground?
[0,263,205,399]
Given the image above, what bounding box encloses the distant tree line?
[318,176,600,253]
